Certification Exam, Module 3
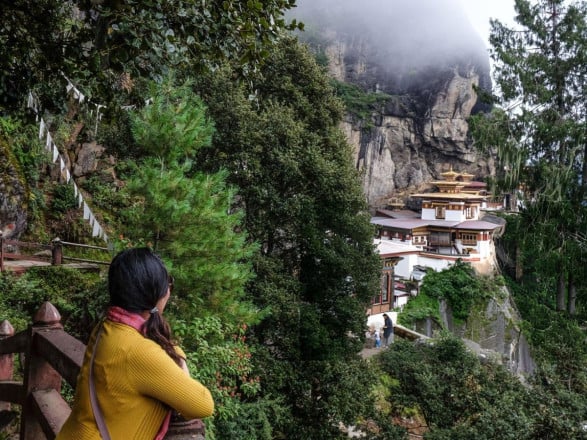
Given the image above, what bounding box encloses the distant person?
[57,247,214,440]
[374,328,381,348]
[383,313,394,346]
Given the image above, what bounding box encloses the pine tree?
[193,38,382,439]
[123,76,257,321]
[471,0,587,314]
[121,77,262,438]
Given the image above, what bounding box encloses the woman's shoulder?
[102,321,160,353]
[102,321,183,369]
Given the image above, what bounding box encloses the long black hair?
[108,247,182,364]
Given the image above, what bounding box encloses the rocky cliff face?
[294,0,496,208]
[0,137,27,238]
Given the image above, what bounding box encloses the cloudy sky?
[292,0,519,49]
[460,0,517,46]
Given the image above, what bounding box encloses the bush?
[420,260,485,323]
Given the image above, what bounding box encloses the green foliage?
[363,370,409,440]
[191,38,382,439]
[44,183,85,243]
[0,272,42,331]
[314,51,330,68]
[213,398,289,440]
[332,80,393,122]
[96,109,136,158]
[398,289,441,327]
[0,118,48,238]
[172,316,263,435]
[472,0,587,313]
[386,274,587,439]
[123,160,256,318]
[130,76,214,162]
[122,75,262,438]
[79,175,129,227]
[0,1,74,108]
[509,276,587,396]
[420,261,487,322]
[378,336,536,439]
[0,118,44,185]
[0,268,103,337]
[0,0,301,112]
[50,184,78,215]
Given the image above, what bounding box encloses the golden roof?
[440,167,459,181]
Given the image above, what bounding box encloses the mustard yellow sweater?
[57,320,214,440]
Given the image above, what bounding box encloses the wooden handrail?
[0,302,206,439]
[0,237,111,272]
[58,241,109,251]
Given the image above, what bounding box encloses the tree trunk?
[556,269,566,312]
[582,139,587,189]
[567,272,577,316]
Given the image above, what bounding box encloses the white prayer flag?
[52,144,59,163]
[92,221,100,237]
[39,118,45,140]
[94,104,105,134]
[28,76,115,245]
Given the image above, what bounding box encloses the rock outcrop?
[293,0,496,208]
[461,294,536,379]
[0,137,27,238]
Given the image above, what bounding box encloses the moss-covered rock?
[0,134,28,237]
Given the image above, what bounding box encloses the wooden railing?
[0,302,205,440]
[0,236,111,272]
[393,324,430,341]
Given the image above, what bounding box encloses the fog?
[291,0,488,76]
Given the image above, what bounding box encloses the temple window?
[435,205,446,219]
[461,233,477,245]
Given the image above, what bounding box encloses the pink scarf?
[106,306,171,440]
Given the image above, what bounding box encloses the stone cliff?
[0,136,27,238]
[293,0,497,208]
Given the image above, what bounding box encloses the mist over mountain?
[289,0,495,207]
[291,0,490,96]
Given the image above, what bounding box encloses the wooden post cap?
[33,302,62,326]
[0,320,14,337]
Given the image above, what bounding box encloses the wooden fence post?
[51,238,62,266]
[0,320,15,411]
[20,302,64,440]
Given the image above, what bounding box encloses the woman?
[57,247,214,439]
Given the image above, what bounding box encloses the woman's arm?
[129,341,214,419]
